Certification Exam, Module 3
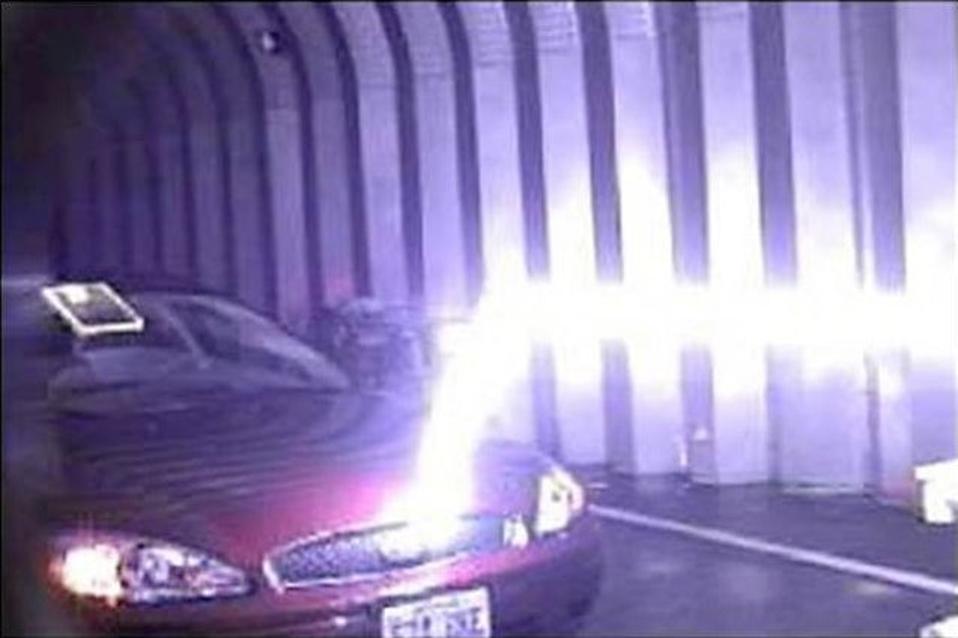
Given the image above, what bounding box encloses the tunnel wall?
[24,1,958,499]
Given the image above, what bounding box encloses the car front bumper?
[63,515,602,637]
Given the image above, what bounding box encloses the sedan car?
[1,281,601,637]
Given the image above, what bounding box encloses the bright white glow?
[535,467,585,536]
[920,615,958,638]
[407,291,534,515]
[502,515,530,549]
[53,534,248,604]
[407,277,955,524]
[432,281,955,357]
[379,480,472,548]
[618,160,674,291]
[61,284,92,305]
[57,544,123,604]
[376,519,462,559]
[914,459,958,524]
[706,149,764,294]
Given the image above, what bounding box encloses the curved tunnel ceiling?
[5,1,954,314]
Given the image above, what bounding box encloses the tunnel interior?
[4,0,957,497]
[3,2,957,636]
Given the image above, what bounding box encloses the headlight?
[50,532,250,606]
[535,466,586,536]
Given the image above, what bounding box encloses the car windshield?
[2,288,350,415]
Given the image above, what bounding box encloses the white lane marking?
[591,504,958,597]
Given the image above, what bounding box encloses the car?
[1,280,602,637]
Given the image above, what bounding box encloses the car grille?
[265,516,509,590]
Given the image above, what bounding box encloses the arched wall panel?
[457,2,526,296]
[274,3,356,304]
[657,2,709,285]
[98,25,190,282]
[603,1,683,476]
[751,2,802,485]
[503,3,549,280]
[654,2,717,485]
[331,2,408,304]
[457,2,537,447]
[169,3,273,315]
[81,28,168,280]
[576,4,621,282]
[221,3,311,334]
[377,3,425,301]
[127,81,165,273]
[317,3,372,299]
[64,99,124,277]
[503,2,561,457]
[896,1,957,490]
[697,1,769,484]
[843,2,910,498]
[527,1,606,465]
[394,2,470,315]
[80,88,141,277]
[134,4,230,294]
[778,1,868,489]
[437,4,484,306]
[575,3,635,477]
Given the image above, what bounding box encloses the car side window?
[169,298,349,388]
[170,302,244,363]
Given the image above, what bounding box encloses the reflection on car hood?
[39,389,543,565]
[49,390,420,513]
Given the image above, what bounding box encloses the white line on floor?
[591,504,958,597]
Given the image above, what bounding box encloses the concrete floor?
[577,474,956,637]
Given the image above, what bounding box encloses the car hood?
[38,389,545,566]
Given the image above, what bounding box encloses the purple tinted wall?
[10,1,956,500]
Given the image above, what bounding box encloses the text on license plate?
[381,587,491,638]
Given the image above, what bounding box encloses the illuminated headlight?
[535,466,586,536]
[50,532,250,606]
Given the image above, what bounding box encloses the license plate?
[381,587,491,638]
